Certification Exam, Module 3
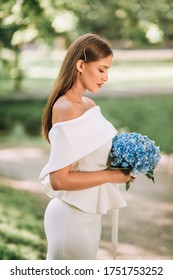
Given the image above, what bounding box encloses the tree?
[63,0,173,48]
[0,0,173,91]
[0,0,56,90]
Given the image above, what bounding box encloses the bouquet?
[107,132,161,191]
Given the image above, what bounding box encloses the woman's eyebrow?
[99,65,110,68]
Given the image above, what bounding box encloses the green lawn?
[0,183,47,260]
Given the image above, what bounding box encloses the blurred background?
[0,0,173,260]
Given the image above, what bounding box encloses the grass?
[0,183,47,260]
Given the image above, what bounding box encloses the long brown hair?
[42,33,113,142]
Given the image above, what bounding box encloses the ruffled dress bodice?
[39,106,127,214]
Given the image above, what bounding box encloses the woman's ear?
[76,59,85,73]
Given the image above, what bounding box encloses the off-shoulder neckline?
[50,105,100,128]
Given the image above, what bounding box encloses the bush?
[0,95,173,153]
[0,98,46,136]
[94,96,173,153]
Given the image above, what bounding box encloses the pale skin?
[50,55,134,191]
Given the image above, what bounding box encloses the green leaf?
[146,170,155,183]
[126,181,131,191]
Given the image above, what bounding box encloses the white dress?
[39,106,127,259]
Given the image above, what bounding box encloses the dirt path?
[0,147,173,260]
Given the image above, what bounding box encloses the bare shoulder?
[83,96,96,108]
[52,99,81,124]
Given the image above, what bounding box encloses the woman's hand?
[108,169,135,184]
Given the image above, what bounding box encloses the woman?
[39,33,133,260]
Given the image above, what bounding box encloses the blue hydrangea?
[108,132,161,190]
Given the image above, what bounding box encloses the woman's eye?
[99,69,104,73]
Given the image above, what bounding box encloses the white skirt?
[44,198,102,260]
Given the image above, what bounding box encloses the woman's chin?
[89,88,100,94]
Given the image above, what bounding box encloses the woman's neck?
[66,84,85,104]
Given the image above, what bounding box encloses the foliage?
[0,183,47,259]
[1,0,173,51]
[1,0,173,90]
[93,96,173,153]
[48,0,173,47]
[0,98,46,136]
[0,0,56,48]
[0,0,57,89]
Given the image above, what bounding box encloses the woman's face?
[80,55,113,93]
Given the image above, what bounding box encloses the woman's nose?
[102,72,108,82]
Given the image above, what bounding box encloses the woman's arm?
[50,165,131,191]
